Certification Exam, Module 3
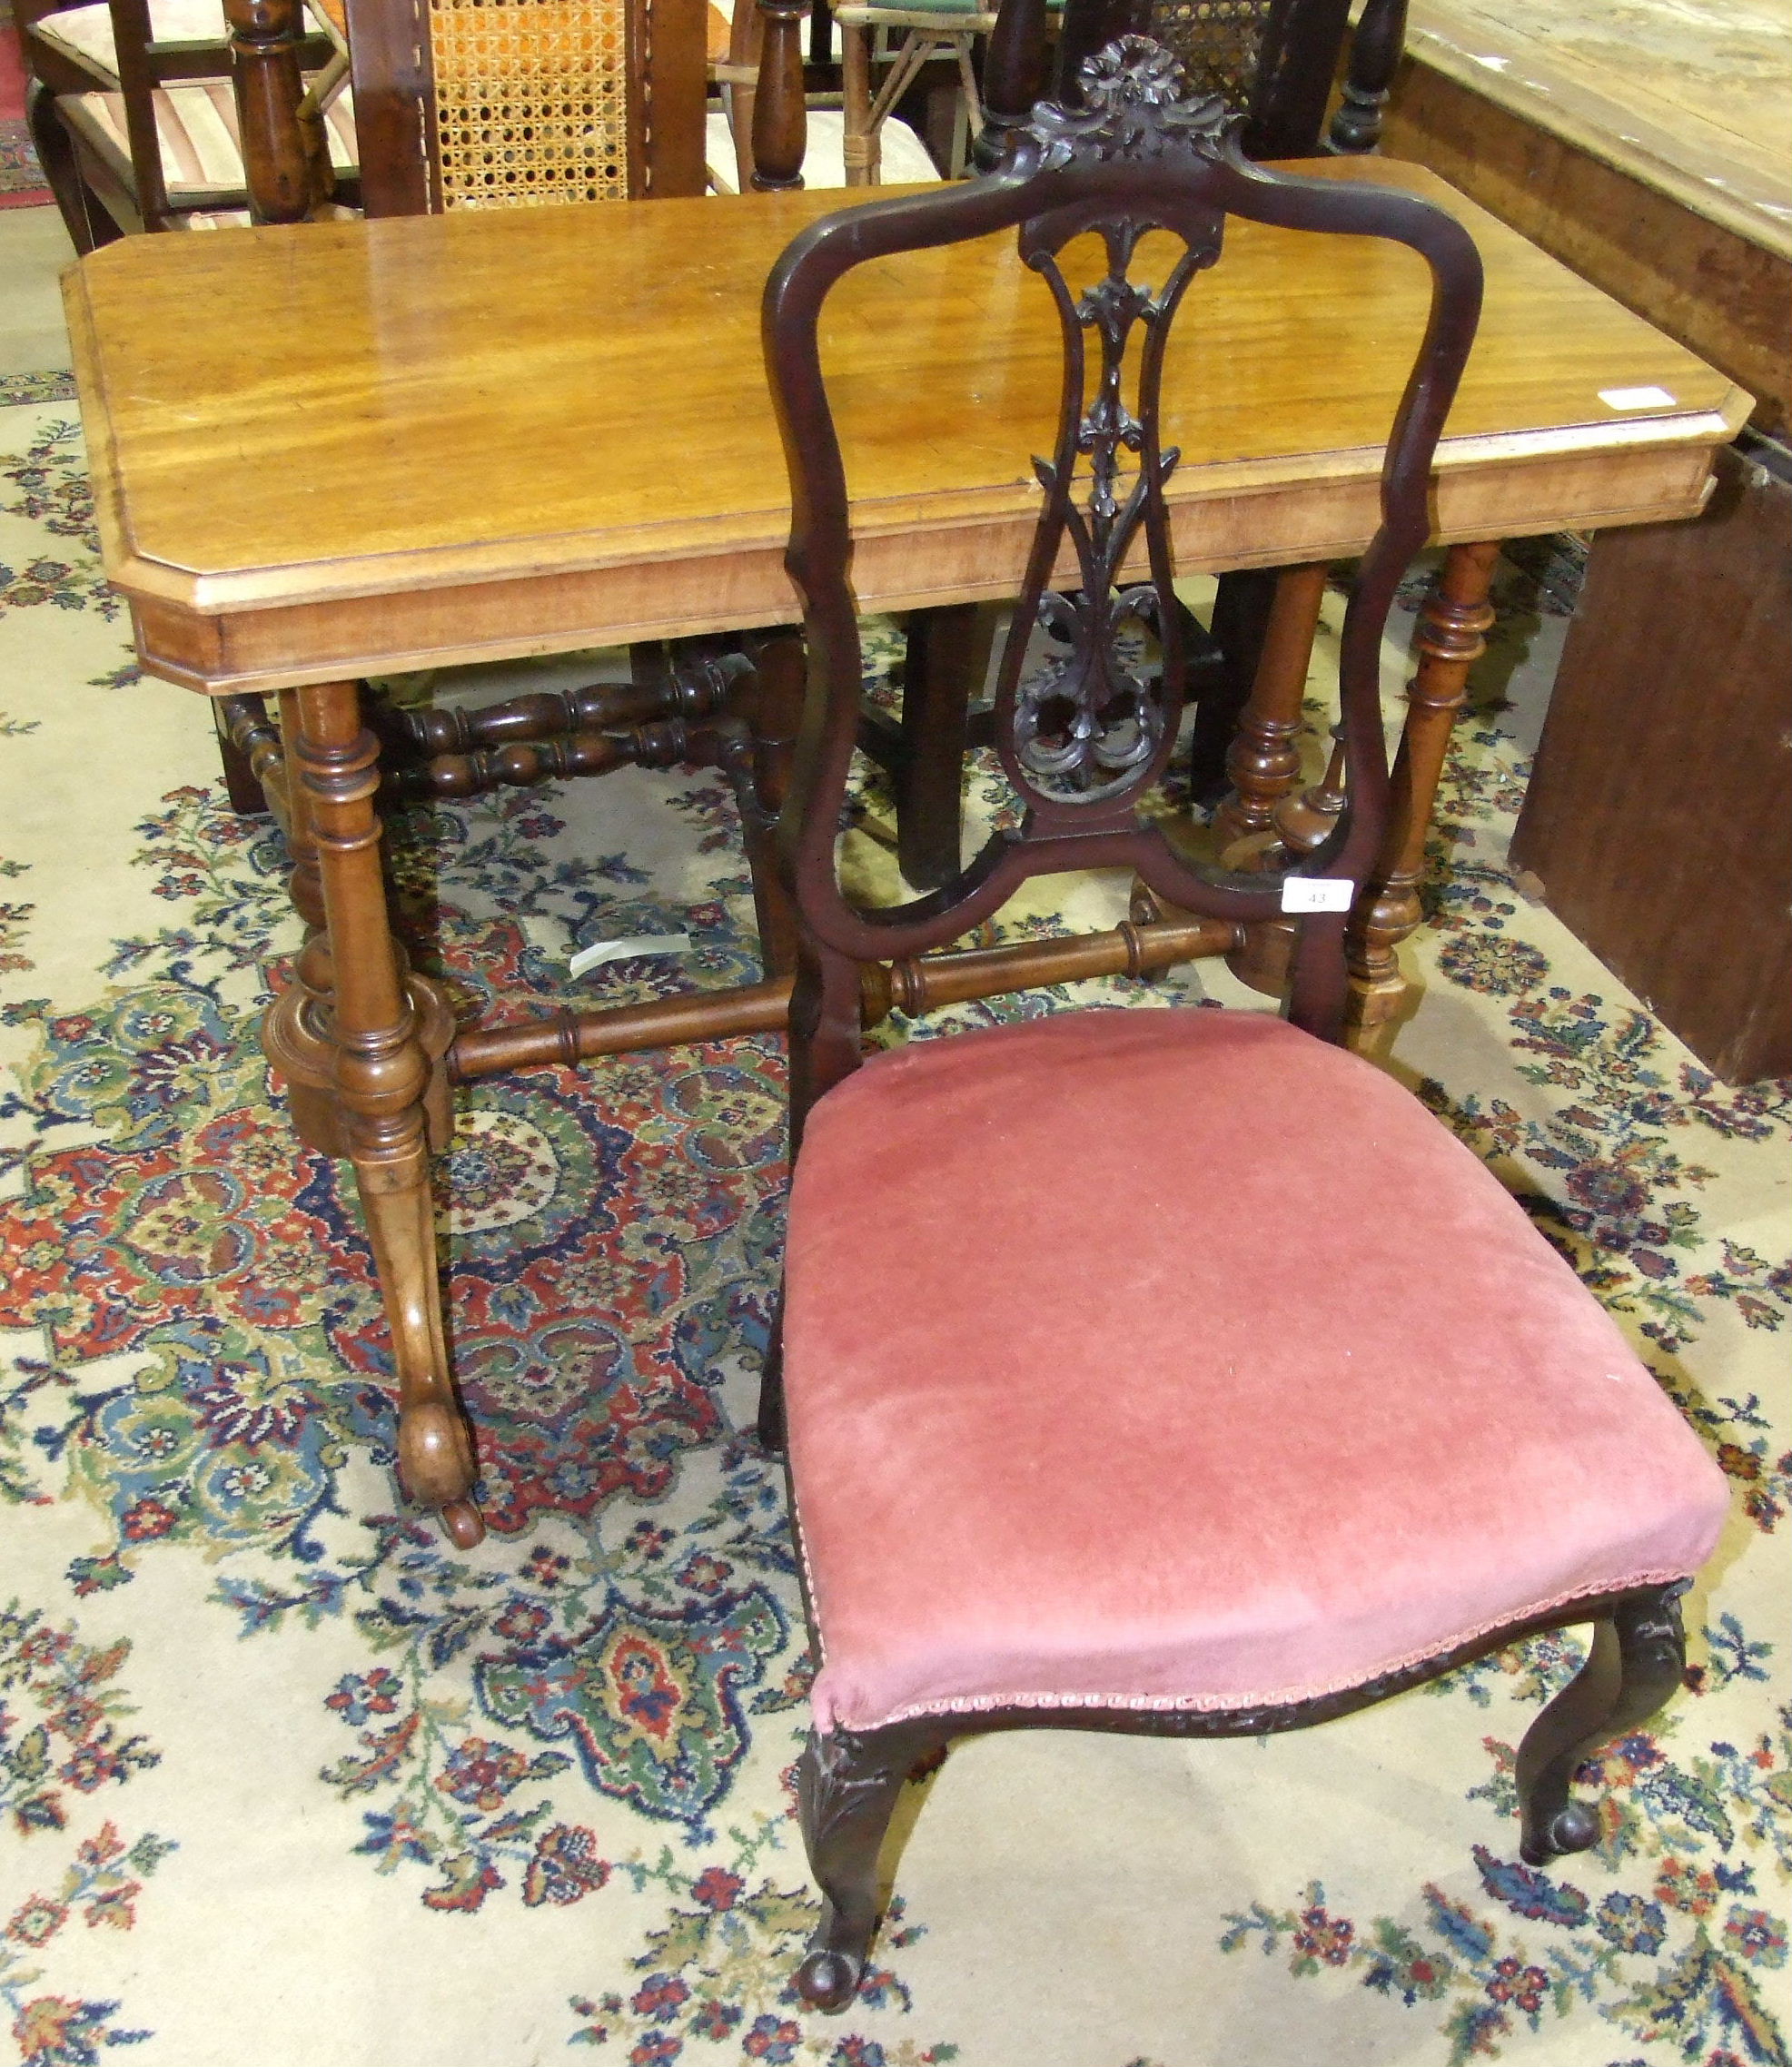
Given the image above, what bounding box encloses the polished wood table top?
[66,159,1747,697]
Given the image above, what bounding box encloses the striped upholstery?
[33,0,337,87]
[64,79,358,201]
[33,0,231,85]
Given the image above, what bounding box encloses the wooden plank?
[1397,0,1792,262]
[1381,60,1792,439]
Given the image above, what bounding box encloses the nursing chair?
[755,38,1729,2004]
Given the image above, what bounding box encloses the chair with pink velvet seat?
[752,37,1731,2010]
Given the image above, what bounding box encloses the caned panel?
[431,0,634,208]
[1151,0,1275,112]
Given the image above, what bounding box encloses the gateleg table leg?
[273,680,478,1548]
[1349,538,1500,1031]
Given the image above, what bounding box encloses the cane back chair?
[754,38,1729,2005]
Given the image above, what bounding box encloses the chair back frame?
[761,36,1480,1120]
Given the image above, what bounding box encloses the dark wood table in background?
[1380,0,1792,1083]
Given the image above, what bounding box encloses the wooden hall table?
[65,161,1747,1544]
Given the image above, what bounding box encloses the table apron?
[125,440,1719,697]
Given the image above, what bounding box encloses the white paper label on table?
[1598,385,1677,410]
[569,933,693,978]
[1280,877,1355,914]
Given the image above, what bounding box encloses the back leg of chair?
[29,83,119,255]
[1514,1580,1690,1864]
[756,1288,787,1450]
[796,1719,955,2011]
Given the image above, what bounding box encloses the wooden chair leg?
[1212,561,1329,1000]
[734,628,807,979]
[29,84,120,254]
[841,20,874,185]
[895,601,995,892]
[223,0,314,224]
[1516,1581,1689,1864]
[1348,538,1500,1026]
[973,0,1047,169]
[756,1288,787,1451]
[795,1720,952,2012]
[284,681,477,1548]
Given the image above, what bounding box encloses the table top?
[66,159,1749,696]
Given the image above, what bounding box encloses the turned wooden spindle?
[373,655,739,802]
[223,0,315,223]
[1277,723,1350,857]
[1211,560,1329,856]
[750,0,808,190]
[286,682,478,1546]
[213,692,284,819]
[381,679,686,759]
[840,23,874,185]
[1348,539,1500,1021]
[1328,0,1411,155]
[724,628,806,979]
[388,730,639,799]
[263,687,352,1161]
[973,0,1051,170]
[447,912,1240,1081]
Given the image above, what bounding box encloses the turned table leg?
[1213,560,1330,858]
[263,688,351,1159]
[1348,539,1500,1027]
[1212,561,1328,997]
[269,681,477,1548]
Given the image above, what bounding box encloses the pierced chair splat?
[755,37,1730,2010]
[889,0,1405,913]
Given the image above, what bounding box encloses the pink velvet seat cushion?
[782,1008,1728,1736]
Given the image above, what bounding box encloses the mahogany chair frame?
[752,38,1697,2008]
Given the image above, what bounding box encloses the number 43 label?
[1281,877,1356,914]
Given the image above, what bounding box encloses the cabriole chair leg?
[1515,1580,1690,1864]
[796,1721,950,2011]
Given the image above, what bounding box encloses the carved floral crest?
[1025,36,1238,169]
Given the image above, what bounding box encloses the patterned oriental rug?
[0,5,53,211]
[0,367,1787,2067]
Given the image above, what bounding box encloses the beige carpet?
[0,364,1787,2067]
